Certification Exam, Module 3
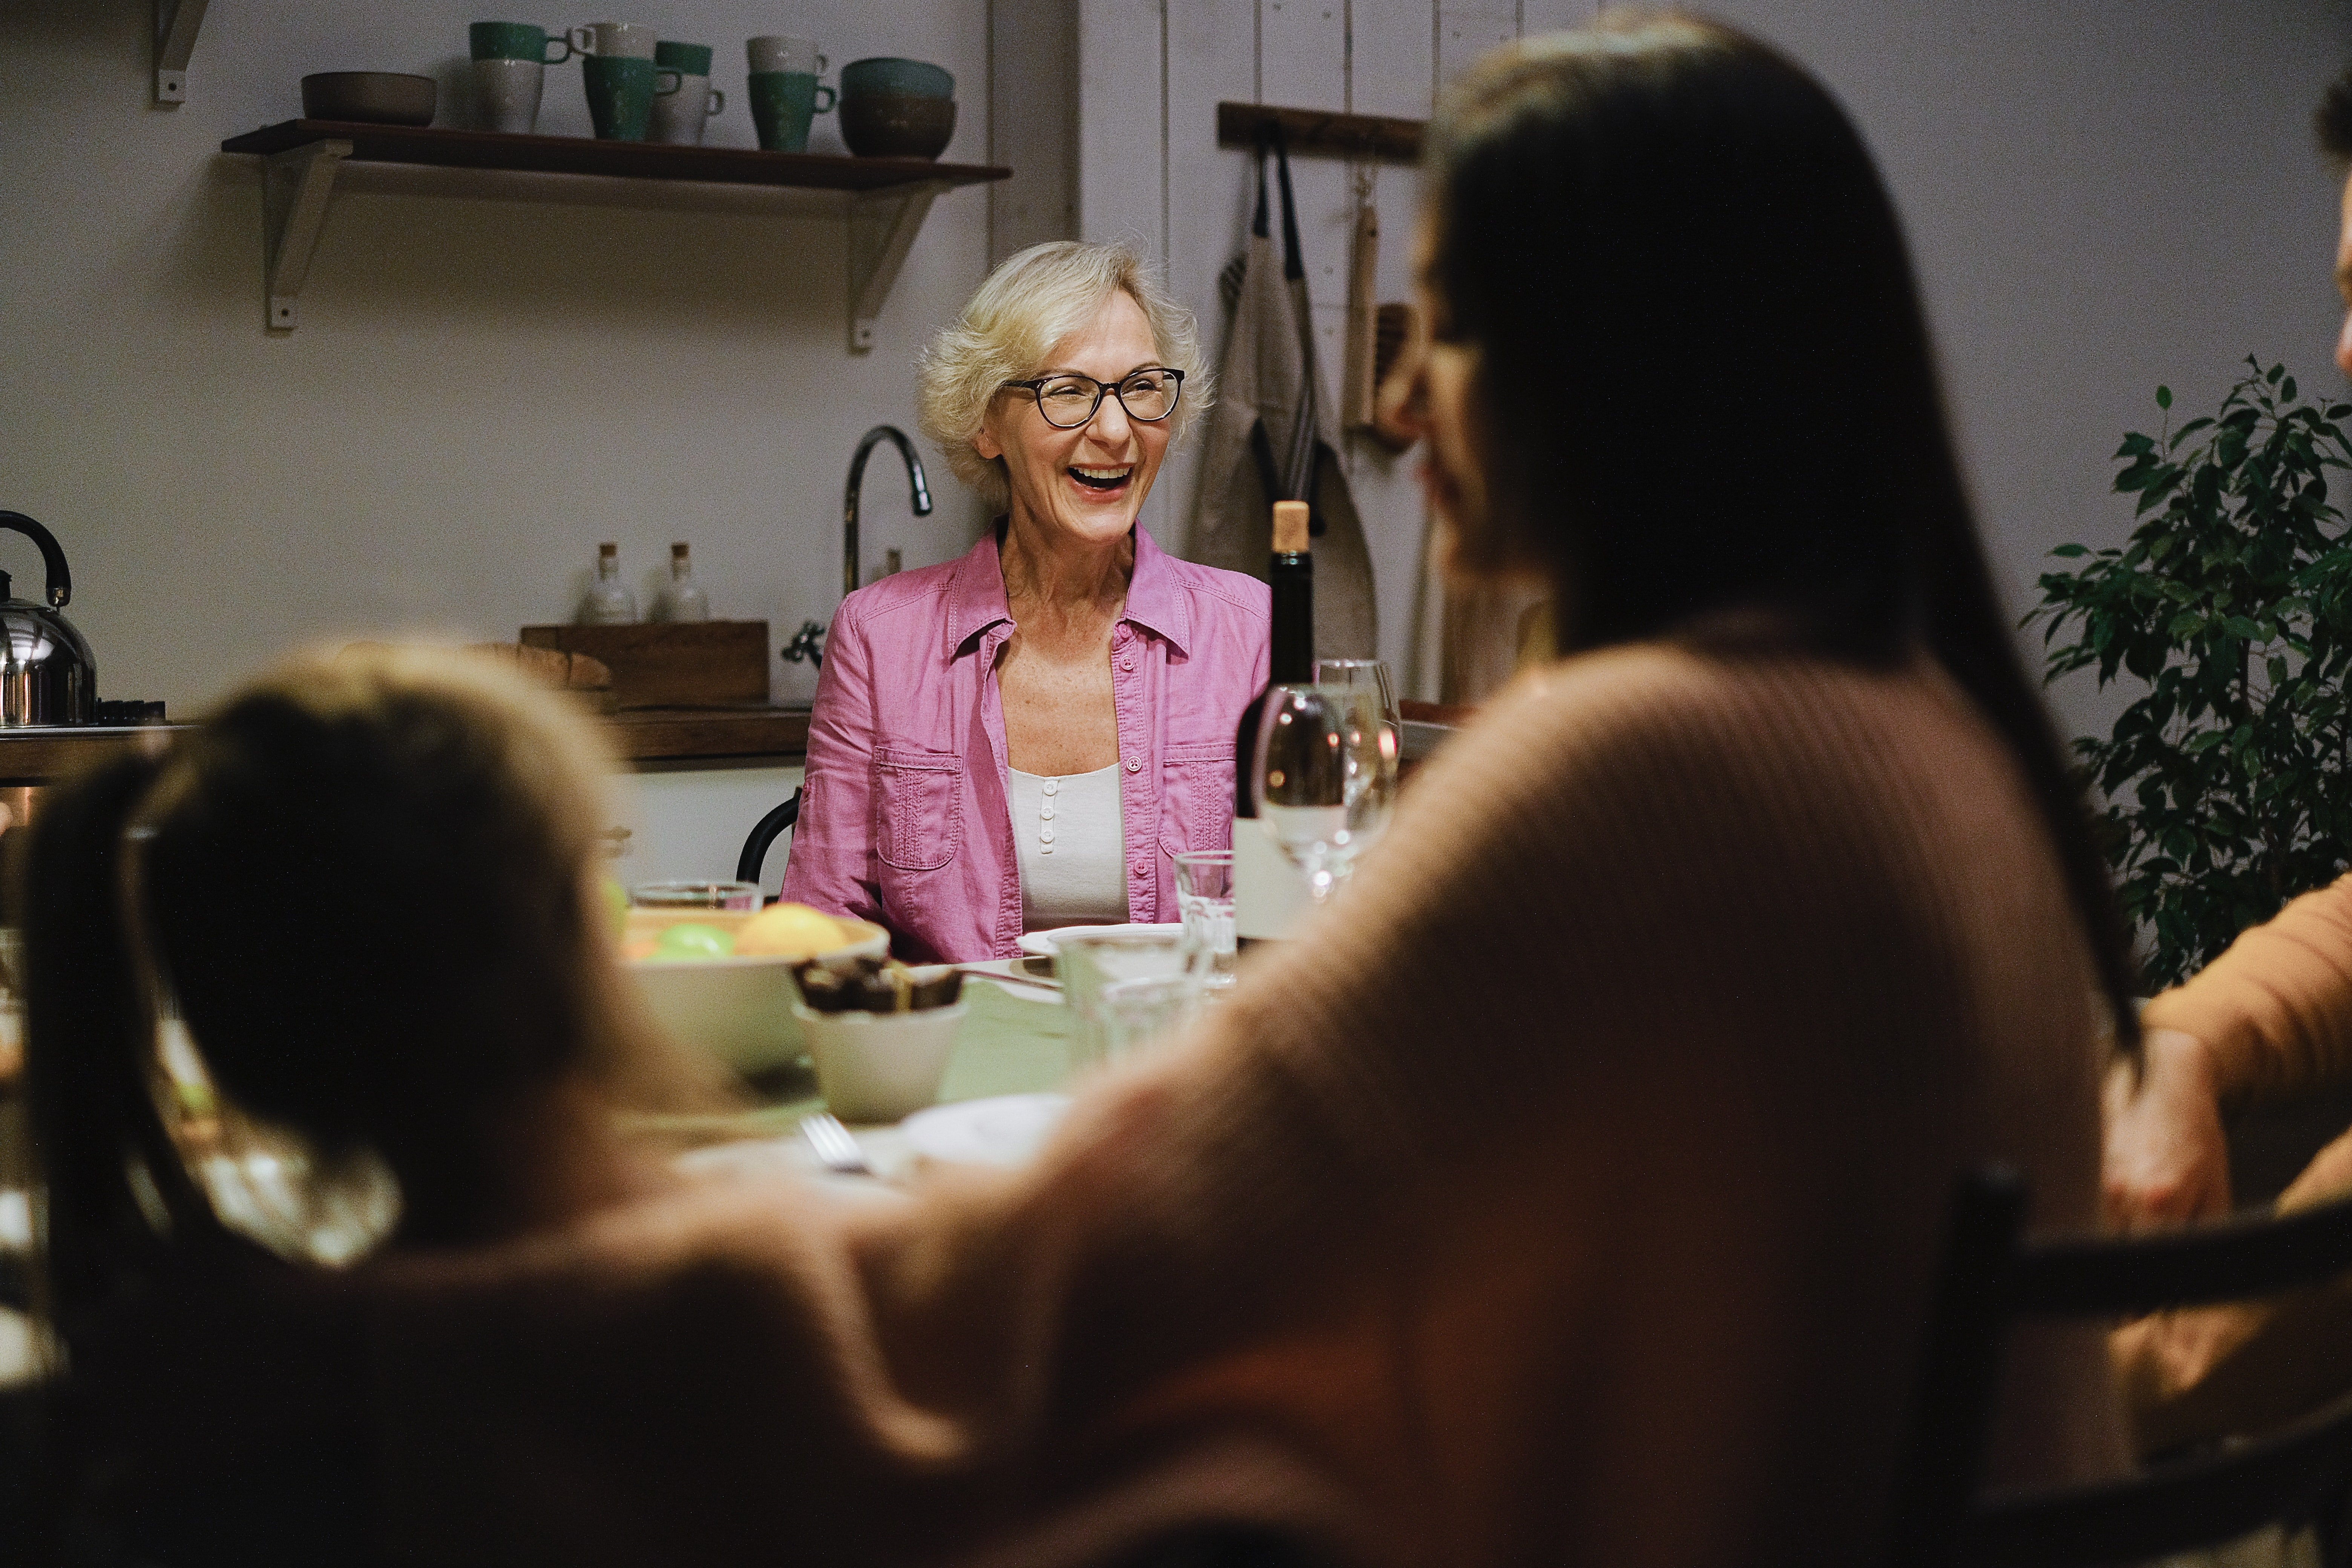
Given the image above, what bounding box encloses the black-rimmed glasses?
[1000,368,1186,429]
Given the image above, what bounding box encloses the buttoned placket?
[974,622,1023,954]
[1112,621,1156,920]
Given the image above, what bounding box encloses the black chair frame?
[1889,1168,2352,1568]
[736,788,801,889]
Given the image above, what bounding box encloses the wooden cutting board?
[520,621,769,709]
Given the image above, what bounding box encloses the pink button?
[1120,657,1135,672]
[1133,862,1148,876]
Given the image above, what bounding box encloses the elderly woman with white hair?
[781,241,1270,962]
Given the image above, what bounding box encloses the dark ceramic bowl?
[840,93,956,159]
[840,57,954,101]
[301,71,437,125]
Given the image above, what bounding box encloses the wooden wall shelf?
[220,121,1011,345]
[1215,101,1425,163]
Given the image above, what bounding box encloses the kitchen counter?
[0,705,813,785]
[605,705,811,766]
[0,724,186,786]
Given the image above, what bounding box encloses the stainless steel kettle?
[0,512,95,727]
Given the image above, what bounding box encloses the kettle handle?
[0,512,73,609]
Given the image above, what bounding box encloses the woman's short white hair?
[917,241,1212,512]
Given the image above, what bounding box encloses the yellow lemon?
[734,901,849,959]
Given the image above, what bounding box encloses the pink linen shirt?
[780,525,1271,963]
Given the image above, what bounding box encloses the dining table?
[629,963,1080,1184]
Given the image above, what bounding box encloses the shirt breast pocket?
[874,748,963,872]
[1160,743,1236,854]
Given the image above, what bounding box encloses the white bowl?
[795,1001,966,1123]
[626,909,888,1073]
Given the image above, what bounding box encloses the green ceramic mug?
[749,69,834,152]
[470,21,572,63]
[584,54,680,141]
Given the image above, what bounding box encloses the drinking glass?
[1055,928,1189,1067]
[1250,683,1395,904]
[1095,974,1205,1062]
[1312,658,1401,796]
[630,879,760,912]
[1172,849,1236,993]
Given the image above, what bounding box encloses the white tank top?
[1009,762,1128,930]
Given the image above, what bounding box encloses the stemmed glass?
[1250,682,1395,904]
[1312,658,1401,799]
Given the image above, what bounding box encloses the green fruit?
[650,922,734,962]
[603,878,629,936]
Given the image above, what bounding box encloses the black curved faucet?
[843,425,932,597]
[784,425,934,672]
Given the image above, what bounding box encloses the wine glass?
[1311,658,1401,796]
[1250,683,1394,903]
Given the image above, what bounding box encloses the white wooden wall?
[1076,0,1592,696]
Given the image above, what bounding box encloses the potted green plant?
[2030,360,2352,987]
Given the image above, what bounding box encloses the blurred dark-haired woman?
[684,15,2133,1566]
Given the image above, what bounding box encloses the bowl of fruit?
[622,901,889,1073]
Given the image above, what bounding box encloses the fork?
[799,1112,872,1176]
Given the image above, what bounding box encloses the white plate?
[1017,922,1182,956]
[898,1092,1073,1168]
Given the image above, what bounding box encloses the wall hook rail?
[1215,102,1426,164]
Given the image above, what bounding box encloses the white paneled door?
[1074,0,1568,697]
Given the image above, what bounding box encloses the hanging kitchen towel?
[1188,130,1377,660]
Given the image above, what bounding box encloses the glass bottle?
[1231,500,1314,941]
[580,542,638,625]
[653,542,711,623]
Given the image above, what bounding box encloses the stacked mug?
[648,41,724,144]
[469,22,573,134]
[570,21,681,141]
[838,57,956,160]
[747,36,834,153]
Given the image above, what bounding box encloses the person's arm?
[2142,872,2352,1110]
[2105,873,2352,1230]
[777,607,887,928]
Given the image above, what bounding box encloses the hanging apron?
[1188,130,1378,661]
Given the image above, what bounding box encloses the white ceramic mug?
[747,35,824,75]
[647,76,724,144]
[569,20,659,59]
[472,57,545,133]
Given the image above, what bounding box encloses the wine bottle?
[1232,500,1314,941]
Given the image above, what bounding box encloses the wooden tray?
[521,621,768,709]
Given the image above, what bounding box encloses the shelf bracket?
[153,0,208,104]
[847,181,946,354]
[261,140,351,331]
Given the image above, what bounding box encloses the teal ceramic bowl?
[840,93,956,158]
[840,56,954,101]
